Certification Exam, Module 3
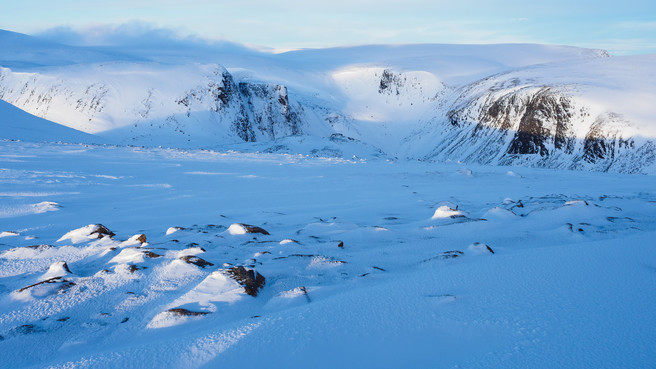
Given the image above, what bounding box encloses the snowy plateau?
[0,29,655,368]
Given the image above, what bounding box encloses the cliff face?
[416,72,655,173]
[237,82,303,141]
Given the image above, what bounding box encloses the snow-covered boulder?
[57,224,115,243]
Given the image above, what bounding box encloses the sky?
[0,0,655,54]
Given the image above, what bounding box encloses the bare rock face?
[433,80,655,173]
[91,224,115,239]
[226,266,266,297]
[505,89,574,157]
[379,69,403,95]
[167,308,210,317]
[179,255,214,268]
[237,82,303,142]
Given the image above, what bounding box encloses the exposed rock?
[167,308,210,317]
[24,244,54,250]
[300,286,311,303]
[432,79,656,173]
[467,242,495,254]
[506,89,573,156]
[226,266,266,297]
[57,224,115,243]
[378,69,405,95]
[60,262,72,273]
[237,82,303,141]
[228,223,270,235]
[423,250,464,262]
[438,250,464,259]
[179,255,214,268]
[287,254,317,258]
[42,261,73,280]
[17,277,76,293]
[143,251,162,258]
[337,241,344,248]
[90,224,115,238]
[132,234,147,243]
[11,324,44,335]
[127,265,146,273]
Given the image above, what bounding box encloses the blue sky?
[1,0,655,54]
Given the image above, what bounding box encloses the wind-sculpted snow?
[0,141,654,368]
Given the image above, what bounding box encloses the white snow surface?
[1,31,656,368]
[0,140,653,368]
[431,205,465,219]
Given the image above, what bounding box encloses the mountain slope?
[0,30,654,172]
[0,99,99,143]
[0,63,329,148]
[404,55,656,173]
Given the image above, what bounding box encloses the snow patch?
[431,205,465,219]
[0,201,60,218]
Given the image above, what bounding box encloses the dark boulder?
[180,255,214,268]
[226,266,266,297]
[90,224,115,238]
[167,308,210,317]
[241,224,270,235]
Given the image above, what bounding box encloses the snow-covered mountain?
[0,62,327,147]
[405,55,656,174]
[1,30,655,173]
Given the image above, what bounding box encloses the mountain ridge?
[1,30,654,173]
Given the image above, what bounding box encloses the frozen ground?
[0,140,655,368]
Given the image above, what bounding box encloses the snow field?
[0,141,654,368]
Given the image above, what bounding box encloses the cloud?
[34,21,261,53]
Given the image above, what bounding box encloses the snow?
[108,248,149,264]
[431,205,465,219]
[0,139,653,368]
[57,224,108,244]
[40,261,72,281]
[226,223,249,235]
[166,227,183,235]
[0,31,654,172]
[0,30,655,368]
[0,201,60,218]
